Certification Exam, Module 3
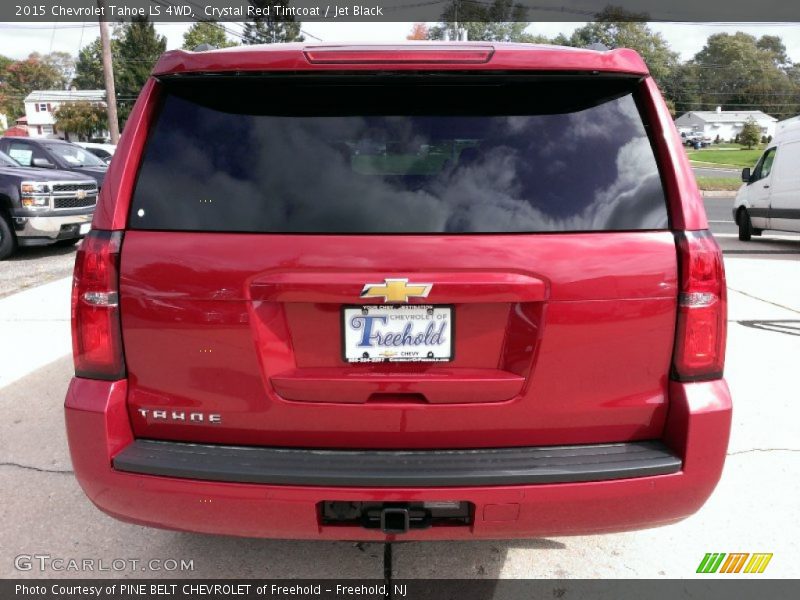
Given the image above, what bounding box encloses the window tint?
[5,141,54,167]
[130,77,668,233]
[752,147,777,182]
[46,143,105,167]
[0,151,19,167]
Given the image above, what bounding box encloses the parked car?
[75,142,116,164]
[681,131,712,148]
[65,43,731,540]
[0,138,107,188]
[0,150,98,259]
[734,118,800,240]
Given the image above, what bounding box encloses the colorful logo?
[696,553,773,574]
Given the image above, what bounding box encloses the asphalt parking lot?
[1,195,798,580]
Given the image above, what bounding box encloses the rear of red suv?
[65,43,731,540]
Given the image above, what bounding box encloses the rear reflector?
[672,231,727,381]
[303,45,494,65]
[71,230,125,380]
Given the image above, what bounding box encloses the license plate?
[342,305,453,363]
[79,223,91,235]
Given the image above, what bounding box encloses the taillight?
[71,230,125,380]
[672,231,727,381]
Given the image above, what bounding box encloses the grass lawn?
[695,177,742,191]
[687,147,763,168]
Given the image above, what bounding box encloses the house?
[675,108,777,142]
[23,89,107,140]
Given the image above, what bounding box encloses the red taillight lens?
[672,231,727,381]
[71,230,125,380]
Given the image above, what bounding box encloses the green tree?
[0,54,13,80]
[739,117,761,149]
[182,21,239,50]
[662,62,703,114]
[562,8,679,87]
[74,37,120,90]
[243,1,304,44]
[54,101,107,141]
[115,17,167,124]
[0,54,14,117]
[427,0,545,42]
[756,35,791,69]
[690,32,799,119]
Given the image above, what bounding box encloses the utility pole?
[97,0,120,143]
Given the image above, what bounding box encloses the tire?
[0,215,17,260]
[738,209,753,241]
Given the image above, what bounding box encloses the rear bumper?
[65,378,731,540]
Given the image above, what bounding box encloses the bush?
[734,134,740,144]
[739,117,761,149]
[714,134,721,144]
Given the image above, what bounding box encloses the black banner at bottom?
[4,580,799,600]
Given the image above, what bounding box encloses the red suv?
[65,43,731,540]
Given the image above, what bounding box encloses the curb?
[702,191,738,198]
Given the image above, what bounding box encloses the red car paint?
[66,43,730,539]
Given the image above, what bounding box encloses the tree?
[407,23,429,41]
[739,118,761,149]
[562,8,679,87]
[42,51,75,88]
[74,38,111,90]
[756,35,791,69]
[115,17,166,124]
[690,32,799,119]
[0,54,13,80]
[426,0,546,43]
[182,21,239,50]
[243,1,304,44]
[54,101,107,141]
[2,54,63,118]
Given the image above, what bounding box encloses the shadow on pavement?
[737,320,800,337]
[7,242,79,262]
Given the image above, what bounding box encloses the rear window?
[130,75,668,233]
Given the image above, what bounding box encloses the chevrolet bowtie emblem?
[360,278,433,303]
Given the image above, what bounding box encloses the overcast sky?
[0,21,798,63]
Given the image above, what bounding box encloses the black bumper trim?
[112,440,682,487]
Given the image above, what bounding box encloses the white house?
[675,108,777,142]
[23,89,107,140]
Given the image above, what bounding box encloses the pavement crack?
[727,287,800,315]
[0,461,74,475]
[727,448,800,456]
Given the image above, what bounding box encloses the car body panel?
[120,230,677,448]
[65,376,731,539]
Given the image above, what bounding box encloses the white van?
[733,117,800,241]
